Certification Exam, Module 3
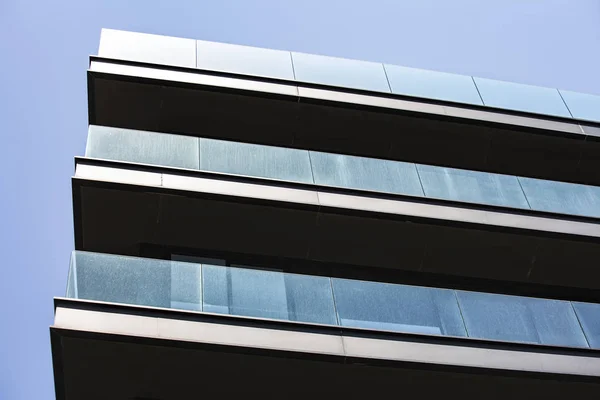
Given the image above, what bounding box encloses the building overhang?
[51,298,600,400]
[88,57,600,186]
[72,157,600,300]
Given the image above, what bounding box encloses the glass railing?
[101,30,600,124]
[67,251,600,349]
[86,125,600,220]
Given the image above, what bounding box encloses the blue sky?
[0,1,599,398]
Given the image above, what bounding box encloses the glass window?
[518,177,600,218]
[199,138,314,183]
[202,265,337,325]
[331,278,467,337]
[572,302,600,348]
[291,52,391,93]
[473,77,572,118]
[310,151,424,196]
[196,40,295,81]
[417,165,529,209]
[86,125,200,170]
[71,252,200,310]
[559,90,600,123]
[456,291,589,347]
[384,64,483,105]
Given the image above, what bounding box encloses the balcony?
[74,120,600,296]
[86,125,600,221]
[89,29,600,186]
[51,251,600,398]
[66,251,600,349]
[98,29,600,124]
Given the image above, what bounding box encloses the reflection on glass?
[310,151,424,196]
[559,90,600,123]
[170,261,202,311]
[473,77,572,118]
[99,29,197,68]
[199,138,314,184]
[71,251,201,310]
[384,64,482,105]
[67,251,600,349]
[518,177,600,218]
[572,302,600,349]
[332,278,466,337]
[196,40,295,80]
[86,125,600,220]
[66,256,76,299]
[202,265,337,325]
[291,52,391,92]
[86,126,200,170]
[456,291,589,347]
[417,165,529,209]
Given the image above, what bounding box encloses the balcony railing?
[85,125,600,220]
[100,29,600,124]
[67,251,600,349]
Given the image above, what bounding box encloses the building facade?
[50,29,600,399]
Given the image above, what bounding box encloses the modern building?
[50,29,600,399]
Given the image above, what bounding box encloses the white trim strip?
[54,307,600,377]
[55,307,344,356]
[74,160,600,239]
[90,60,299,97]
[90,58,586,136]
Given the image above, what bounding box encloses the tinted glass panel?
[67,251,598,350]
[202,265,336,325]
[200,138,313,183]
[474,77,572,118]
[417,165,529,209]
[310,151,424,196]
[99,29,196,68]
[291,52,390,93]
[170,261,202,311]
[71,252,201,310]
[385,64,482,105]
[332,278,466,337]
[572,302,600,348]
[518,177,600,218]
[282,274,338,325]
[66,256,76,299]
[559,90,600,122]
[86,126,199,170]
[196,40,295,80]
[457,291,588,347]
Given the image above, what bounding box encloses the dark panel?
[293,101,394,158]
[91,73,600,185]
[528,238,600,291]
[154,194,318,260]
[420,225,542,283]
[388,114,492,170]
[92,77,163,133]
[576,136,600,183]
[55,332,600,400]
[79,186,160,256]
[156,84,298,147]
[486,127,583,184]
[92,76,298,147]
[307,212,427,271]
